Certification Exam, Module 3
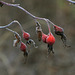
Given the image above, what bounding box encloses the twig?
[67,0,75,4]
[0,1,56,32]
[0,20,23,32]
[6,28,21,41]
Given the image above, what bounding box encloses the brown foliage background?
[0,0,75,75]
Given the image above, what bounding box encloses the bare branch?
[0,1,55,32]
[67,0,75,4]
[0,20,23,32]
[6,28,21,41]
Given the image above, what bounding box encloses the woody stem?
[0,20,23,32]
[6,28,21,40]
[0,1,55,30]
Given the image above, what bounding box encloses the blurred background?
[0,0,75,75]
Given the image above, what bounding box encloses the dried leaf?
[37,31,42,41]
[36,21,42,41]
[61,34,71,47]
[47,44,54,55]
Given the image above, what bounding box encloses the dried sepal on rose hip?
[23,51,28,64]
[47,44,54,54]
[61,34,71,47]
[22,30,30,40]
[54,25,70,47]
[36,21,42,41]
[26,39,38,48]
[46,33,55,55]
[23,51,28,63]
[23,51,28,57]
[13,33,21,47]
[0,1,4,7]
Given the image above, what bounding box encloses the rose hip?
[23,31,30,40]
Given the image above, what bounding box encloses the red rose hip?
[46,33,55,45]
[20,42,27,52]
[42,32,48,43]
[23,31,30,40]
[54,25,64,35]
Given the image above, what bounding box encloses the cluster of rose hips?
[0,1,70,63]
[36,21,70,56]
[12,28,38,63]
[13,21,69,58]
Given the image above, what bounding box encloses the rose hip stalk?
[44,20,55,55]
